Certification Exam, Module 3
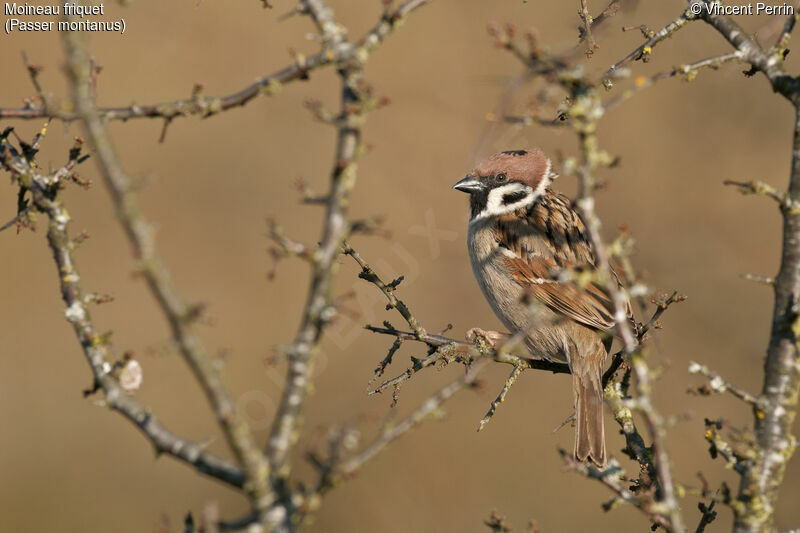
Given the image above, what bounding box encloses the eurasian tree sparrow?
[453,149,629,466]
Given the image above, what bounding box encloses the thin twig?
[0,204,32,233]
[264,0,435,510]
[602,7,696,82]
[364,325,570,375]
[724,179,800,213]
[561,452,672,530]
[578,0,598,51]
[605,51,744,110]
[343,242,426,338]
[774,12,798,51]
[688,361,766,409]
[337,358,489,477]
[478,363,525,431]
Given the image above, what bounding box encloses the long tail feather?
[574,371,606,466]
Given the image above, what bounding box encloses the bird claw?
[466,328,510,349]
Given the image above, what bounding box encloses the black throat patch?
[469,188,489,219]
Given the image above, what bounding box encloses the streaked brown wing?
[504,254,617,331]
[497,192,627,332]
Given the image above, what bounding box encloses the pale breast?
[466,217,572,363]
[467,219,527,332]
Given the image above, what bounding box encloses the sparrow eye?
[496,173,507,182]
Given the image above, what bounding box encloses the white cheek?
[485,187,510,214]
[473,183,536,222]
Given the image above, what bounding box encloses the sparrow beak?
[452,176,483,194]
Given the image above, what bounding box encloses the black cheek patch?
[502,191,529,205]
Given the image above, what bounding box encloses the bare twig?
[742,273,775,286]
[724,179,800,213]
[561,452,673,529]
[343,243,426,338]
[478,363,524,431]
[0,204,32,233]
[605,51,744,110]
[0,2,431,126]
[0,138,246,490]
[774,11,798,51]
[695,499,718,533]
[264,3,435,523]
[0,56,321,123]
[337,358,488,477]
[639,290,686,338]
[688,361,766,409]
[61,20,274,522]
[603,7,696,82]
[578,0,598,51]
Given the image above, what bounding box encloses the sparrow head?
[453,149,558,221]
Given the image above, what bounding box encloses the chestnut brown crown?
[453,149,557,220]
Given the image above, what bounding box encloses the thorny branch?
[0,132,246,490]
[265,0,435,497]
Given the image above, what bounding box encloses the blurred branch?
[0,204,32,233]
[578,0,599,51]
[335,357,488,478]
[484,510,517,533]
[0,1,431,126]
[724,179,800,213]
[605,51,744,110]
[774,11,798,52]
[591,0,622,30]
[0,133,246,490]
[0,54,324,123]
[569,77,685,532]
[603,7,696,82]
[264,0,434,528]
[61,17,276,523]
[689,361,766,409]
[560,452,675,529]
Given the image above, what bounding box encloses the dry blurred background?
[1,0,799,531]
